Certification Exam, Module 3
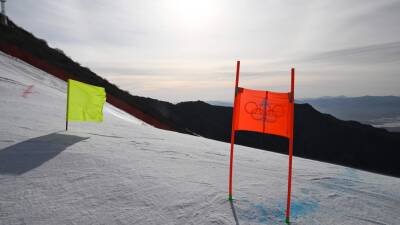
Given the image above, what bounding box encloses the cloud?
[6,0,400,101]
[300,41,400,65]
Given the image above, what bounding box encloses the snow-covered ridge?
[0,51,399,225]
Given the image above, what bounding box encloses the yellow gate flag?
[67,79,106,122]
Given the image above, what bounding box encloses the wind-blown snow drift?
[0,51,399,225]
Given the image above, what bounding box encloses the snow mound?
[0,51,399,225]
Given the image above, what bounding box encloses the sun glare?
[165,0,221,31]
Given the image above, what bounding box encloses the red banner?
[234,88,291,138]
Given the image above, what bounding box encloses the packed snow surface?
[0,51,399,225]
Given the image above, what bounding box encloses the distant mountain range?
[1,19,400,177]
[206,101,233,107]
[300,96,400,129]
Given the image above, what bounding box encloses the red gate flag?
[233,88,291,138]
[228,61,295,224]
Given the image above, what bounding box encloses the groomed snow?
[0,51,399,225]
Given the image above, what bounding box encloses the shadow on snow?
[230,200,240,225]
[0,133,88,175]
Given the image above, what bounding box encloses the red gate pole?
[229,60,240,201]
[285,68,295,223]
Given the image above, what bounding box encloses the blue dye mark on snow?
[237,199,318,224]
[285,200,318,218]
[237,203,278,224]
[343,167,359,179]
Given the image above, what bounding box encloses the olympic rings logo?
[244,100,285,123]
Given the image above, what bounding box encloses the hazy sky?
[6,0,400,102]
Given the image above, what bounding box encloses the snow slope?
[0,51,399,225]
